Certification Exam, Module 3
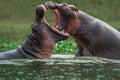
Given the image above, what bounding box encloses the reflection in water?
[0,55,120,80]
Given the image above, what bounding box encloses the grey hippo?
[0,4,69,60]
[45,2,120,59]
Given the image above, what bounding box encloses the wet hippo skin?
[45,2,120,59]
[0,5,69,60]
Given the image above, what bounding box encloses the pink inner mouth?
[42,5,70,36]
[54,9,59,28]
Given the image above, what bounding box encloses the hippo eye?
[63,3,68,6]
[62,3,70,10]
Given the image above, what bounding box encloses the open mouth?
[37,5,70,37]
[40,4,70,36]
[43,2,79,35]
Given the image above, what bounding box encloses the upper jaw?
[45,1,61,9]
[45,1,77,11]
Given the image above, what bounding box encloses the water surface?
[0,54,120,80]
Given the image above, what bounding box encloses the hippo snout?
[45,1,65,9]
[45,1,57,9]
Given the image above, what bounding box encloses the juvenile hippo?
[0,5,69,60]
[45,2,120,59]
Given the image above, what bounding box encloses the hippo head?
[45,2,80,34]
[22,5,69,58]
[31,4,69,43]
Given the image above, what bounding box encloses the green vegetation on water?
[0,0,120,54]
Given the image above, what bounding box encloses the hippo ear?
[31,22,36,31]
[69,5,79,12]
[31,21,40,31]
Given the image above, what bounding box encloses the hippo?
[45,2,120,59]
[0,5,69,60]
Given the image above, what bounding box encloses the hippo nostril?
[45,1,56,9]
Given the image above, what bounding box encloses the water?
[0,54,120,80]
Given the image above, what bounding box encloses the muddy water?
[0,54,120,80]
